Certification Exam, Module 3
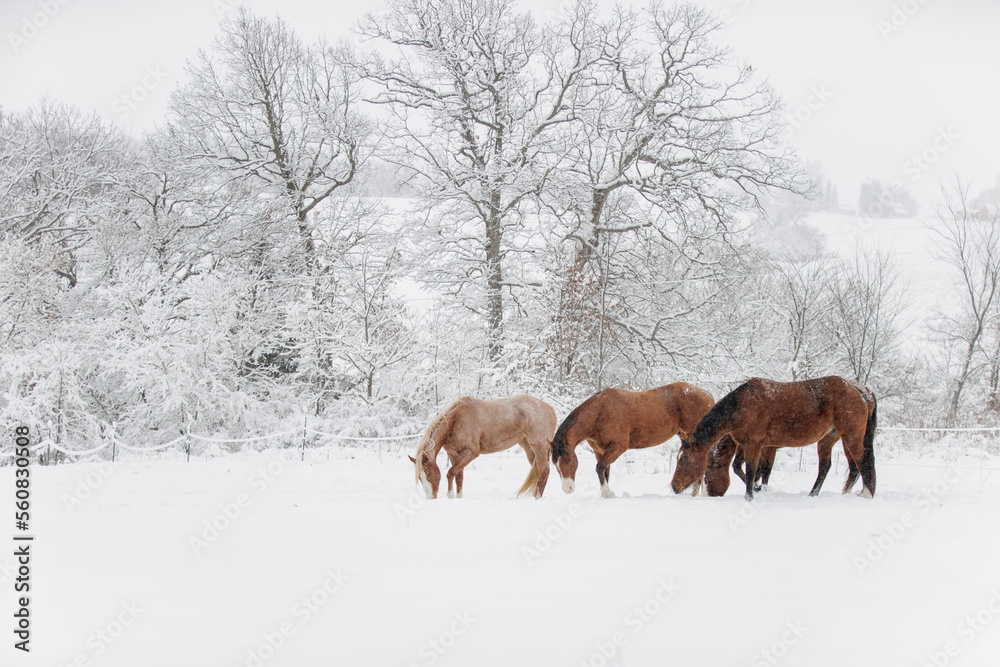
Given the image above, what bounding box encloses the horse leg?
[446,450,474,499]
[742,445,762,501]
[596,445,626,498]
[531,442,551,498]
[732,447,747,485]
[840,434,871,498]
[757,447,776,492]
[842,447,861,494]
[810,431,840,496]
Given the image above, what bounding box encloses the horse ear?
[407,455,416,463]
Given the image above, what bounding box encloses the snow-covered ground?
[6,442,1000,667]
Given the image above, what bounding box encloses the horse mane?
[414,396,466,482]
[692,381,748,451]
[551,394,594,464]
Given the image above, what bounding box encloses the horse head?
[409,453,441,499]
[670,441,711,494]
[703,436,738,496]
[548,437,577,494]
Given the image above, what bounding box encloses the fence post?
[301,415,307,462]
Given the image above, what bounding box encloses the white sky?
[1,0,998,206]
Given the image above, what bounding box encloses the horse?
[410,395,557,499]
[551,382,728,498]
[671,376,877,500]
[704,431,859,497]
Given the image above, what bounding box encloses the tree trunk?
[575,188,607,270]
[949,338,977,423]
[485,192,504,363]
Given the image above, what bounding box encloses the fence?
[0,422,424,465]
[3,423,1000,474]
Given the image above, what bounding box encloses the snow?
[8,444,1000,667]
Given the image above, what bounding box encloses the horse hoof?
[861,488,874,499]
[601,487,616,499]
[447,490,456,499]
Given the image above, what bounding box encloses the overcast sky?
[2,0,997,207]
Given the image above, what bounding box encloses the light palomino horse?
[410,395,557,499]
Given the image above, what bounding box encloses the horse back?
[461,395,556,453]
[739,376,868,447]
[611,383,712,448]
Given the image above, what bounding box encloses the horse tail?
[860,391,877,497]
[692,383,746,450]
[517,459,541,498]
[414,399,462,483]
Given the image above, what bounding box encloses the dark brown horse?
[704,431,857,497]
[671,376,876,500]
[410,395,557,499]
[551,383,723,498]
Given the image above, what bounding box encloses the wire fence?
[3,422,1000,474]
[0,421,424,466]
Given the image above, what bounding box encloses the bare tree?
[540,2,804,382]
[360,0,599,363]
[556,2,803,267]
[0,100,126,286]
[767,250,837,380]
[929,180,1000,421]
[169,8,371,271]
[828,243,906,389]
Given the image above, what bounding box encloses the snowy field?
[6,441,1000,667]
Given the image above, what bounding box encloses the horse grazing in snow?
[704,430,858,497]
[672,376,877,501]
[410,395,557,499]
[551,383,733,498]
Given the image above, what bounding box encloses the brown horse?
[671,376,876,500]
[704,431,857,497]
[410,395,557,499]
[551,383,723,498]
